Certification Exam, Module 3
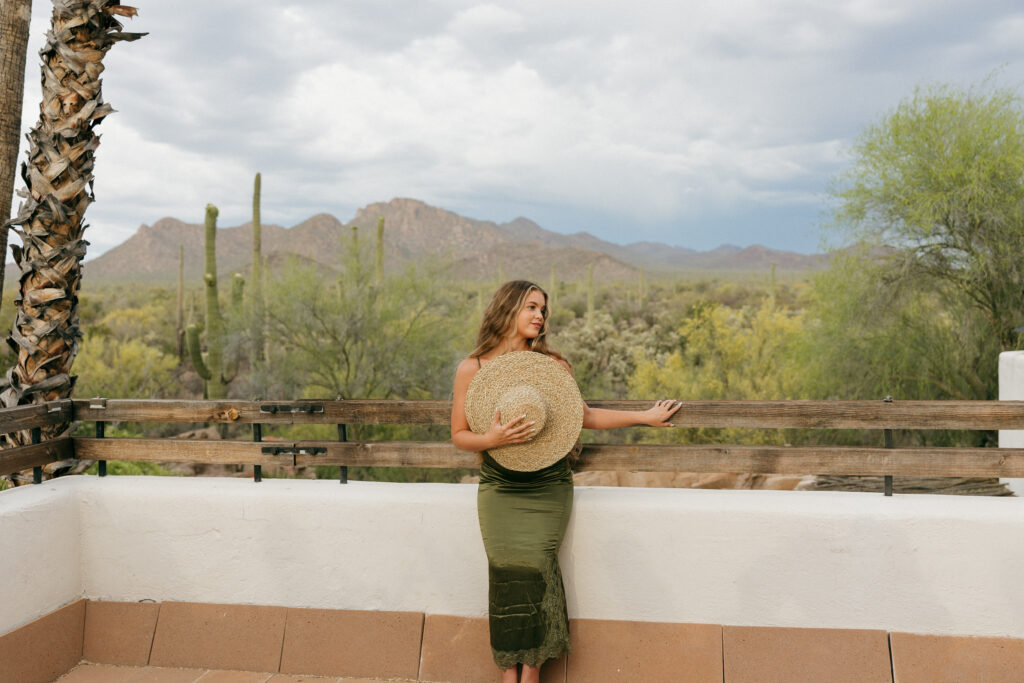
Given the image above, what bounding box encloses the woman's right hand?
[485,409,536,448]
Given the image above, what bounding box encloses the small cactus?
[549,264,555,310]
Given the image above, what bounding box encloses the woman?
[450,280,680,683]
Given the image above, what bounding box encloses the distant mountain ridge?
[38,198,825,283]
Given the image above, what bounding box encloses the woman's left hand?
[643,399,681,427]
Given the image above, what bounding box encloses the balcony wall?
[1,478,81,636]
[1000,351,1024,447]
[1000,350,1024,495]
[3,473,1024,641]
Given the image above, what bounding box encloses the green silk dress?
[477,451,573,669]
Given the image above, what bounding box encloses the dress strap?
[477,356,482,369]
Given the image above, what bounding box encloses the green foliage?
[74,337,178,399]
[628,297,804,446]
[799,250,996,401]
[586,262,594,326]
[555,310,677,399]
[794,76,1021,449]
[832,78,1024,351]
[259,235,469,401]
[92,302,170,346]
[84,459,172,476]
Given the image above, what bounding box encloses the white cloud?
[10,0,1024,255]
[447,4,527,35]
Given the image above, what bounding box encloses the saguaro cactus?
[176,243,184,360]
[249,172,264,364]
[375,215,384,284]
[186,204,243,399]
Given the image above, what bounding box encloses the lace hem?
[491,556,571,669]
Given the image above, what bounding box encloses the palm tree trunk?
[0,0,33,311]
[0,0,143,484]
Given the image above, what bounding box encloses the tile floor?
[57,663,414,683]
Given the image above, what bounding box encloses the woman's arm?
[552,357,680,431]
[450,358,535,451]
[582,400,680,430]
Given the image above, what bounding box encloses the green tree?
[798,250,995,404]
[261,236,467,403]
[831,79,1024,351]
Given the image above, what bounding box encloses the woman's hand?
[485,409,536,448]
[643,399,681,427]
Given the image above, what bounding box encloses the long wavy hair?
[468,280,580,465]
[470,280,567,363]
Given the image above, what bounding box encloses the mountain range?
[12,198,827,284]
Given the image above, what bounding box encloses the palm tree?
[0,0,33,306]
[0,0,143,484]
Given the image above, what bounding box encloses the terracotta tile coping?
[5,600,1024,683]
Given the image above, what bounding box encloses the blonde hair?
[470,280,568,365]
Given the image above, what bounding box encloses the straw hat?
[464,350,584,471]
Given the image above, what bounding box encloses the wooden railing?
[2,398,1024,494]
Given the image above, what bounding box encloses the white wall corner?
[999,351,1024,495]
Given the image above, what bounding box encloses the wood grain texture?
[68,437,1024,477]
[73,437,279,465]
[0,436,73,476]
[68,398,1024,429]
[0,399,73,434]
[70,398,451,425]
[574,444,1024,476]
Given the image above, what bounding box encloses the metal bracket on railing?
[883,396,894,497]
[262,444,295,467]
[253,423,263,483]
[338,423,348,485]
[259,445,325,457]
[89,397,107,410]
[259,403,325,415]
[48,403,64,413]
[96,420,106,477]
[259,443,325,466]
[337,395,348,485]
[31,427,41,484]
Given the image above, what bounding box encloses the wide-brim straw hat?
[464,350,584,472]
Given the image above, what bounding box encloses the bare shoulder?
[454,357,481,384]
[552,356,573,376]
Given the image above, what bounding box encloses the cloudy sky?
[13,0,1024,257]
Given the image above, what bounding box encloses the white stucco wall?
[999,351,1024,495]
[1000,351,1024,447]
[4,474,1024,639]
[0,480,81,635]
